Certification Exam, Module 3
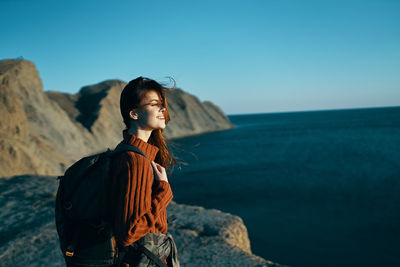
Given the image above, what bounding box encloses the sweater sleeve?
[113,153,173,247]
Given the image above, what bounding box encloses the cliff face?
[47,81,235,142]
[163,89,234,138]
[0,60,94,177]
[0,175,282,267]
[0,59,233,177]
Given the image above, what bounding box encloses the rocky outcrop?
[163,89,234,138]
[0,175,282,266]
[167,202,283,266]
[0,60,96,177]
[0,59,233,177]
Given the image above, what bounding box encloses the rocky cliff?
[0,59,284,266]
[0,60,93,177]
[0,59,234,178]
[0,175,283,267]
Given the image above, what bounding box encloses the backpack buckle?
[65,246,74,257]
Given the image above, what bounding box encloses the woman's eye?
[151,103,164,107]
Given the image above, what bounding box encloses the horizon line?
[227,104,400,116]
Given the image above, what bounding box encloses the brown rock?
[0,59,233,177]
[0,59,77,177]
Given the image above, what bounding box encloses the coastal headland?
[0,59,284,266]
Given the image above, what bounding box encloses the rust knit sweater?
[110,130,173,247]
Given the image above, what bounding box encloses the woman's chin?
[157,123,166,130]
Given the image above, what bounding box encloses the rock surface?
[0,60,90,177]
[167,202,283,266]
[0,175,283,267]
[0,59,234,177]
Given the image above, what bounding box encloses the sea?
[168,106,400,267]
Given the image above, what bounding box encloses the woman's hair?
[120,76,176,169]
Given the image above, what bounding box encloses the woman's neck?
[127,125,152,142]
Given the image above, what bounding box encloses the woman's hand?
[151,161,168,183]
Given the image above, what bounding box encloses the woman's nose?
[160,106,166,112]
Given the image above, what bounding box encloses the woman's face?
[132,90,166,131]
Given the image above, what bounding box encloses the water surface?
[169,106,400,267]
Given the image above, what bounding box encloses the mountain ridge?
[0,59,233,177]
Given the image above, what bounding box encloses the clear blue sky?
[1,0,399,114]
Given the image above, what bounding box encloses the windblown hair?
[120,77,176,169]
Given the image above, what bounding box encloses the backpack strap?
[123,243,168,267]
[113,142,148,159]
[139,244,169,267]
[64,223,82,259]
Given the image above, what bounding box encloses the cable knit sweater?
[110,130,173,247]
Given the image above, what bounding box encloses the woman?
[110,77,179,267]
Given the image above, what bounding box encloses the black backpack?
[55,142,147,266]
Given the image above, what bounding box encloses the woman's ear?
[129,110,138,120]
